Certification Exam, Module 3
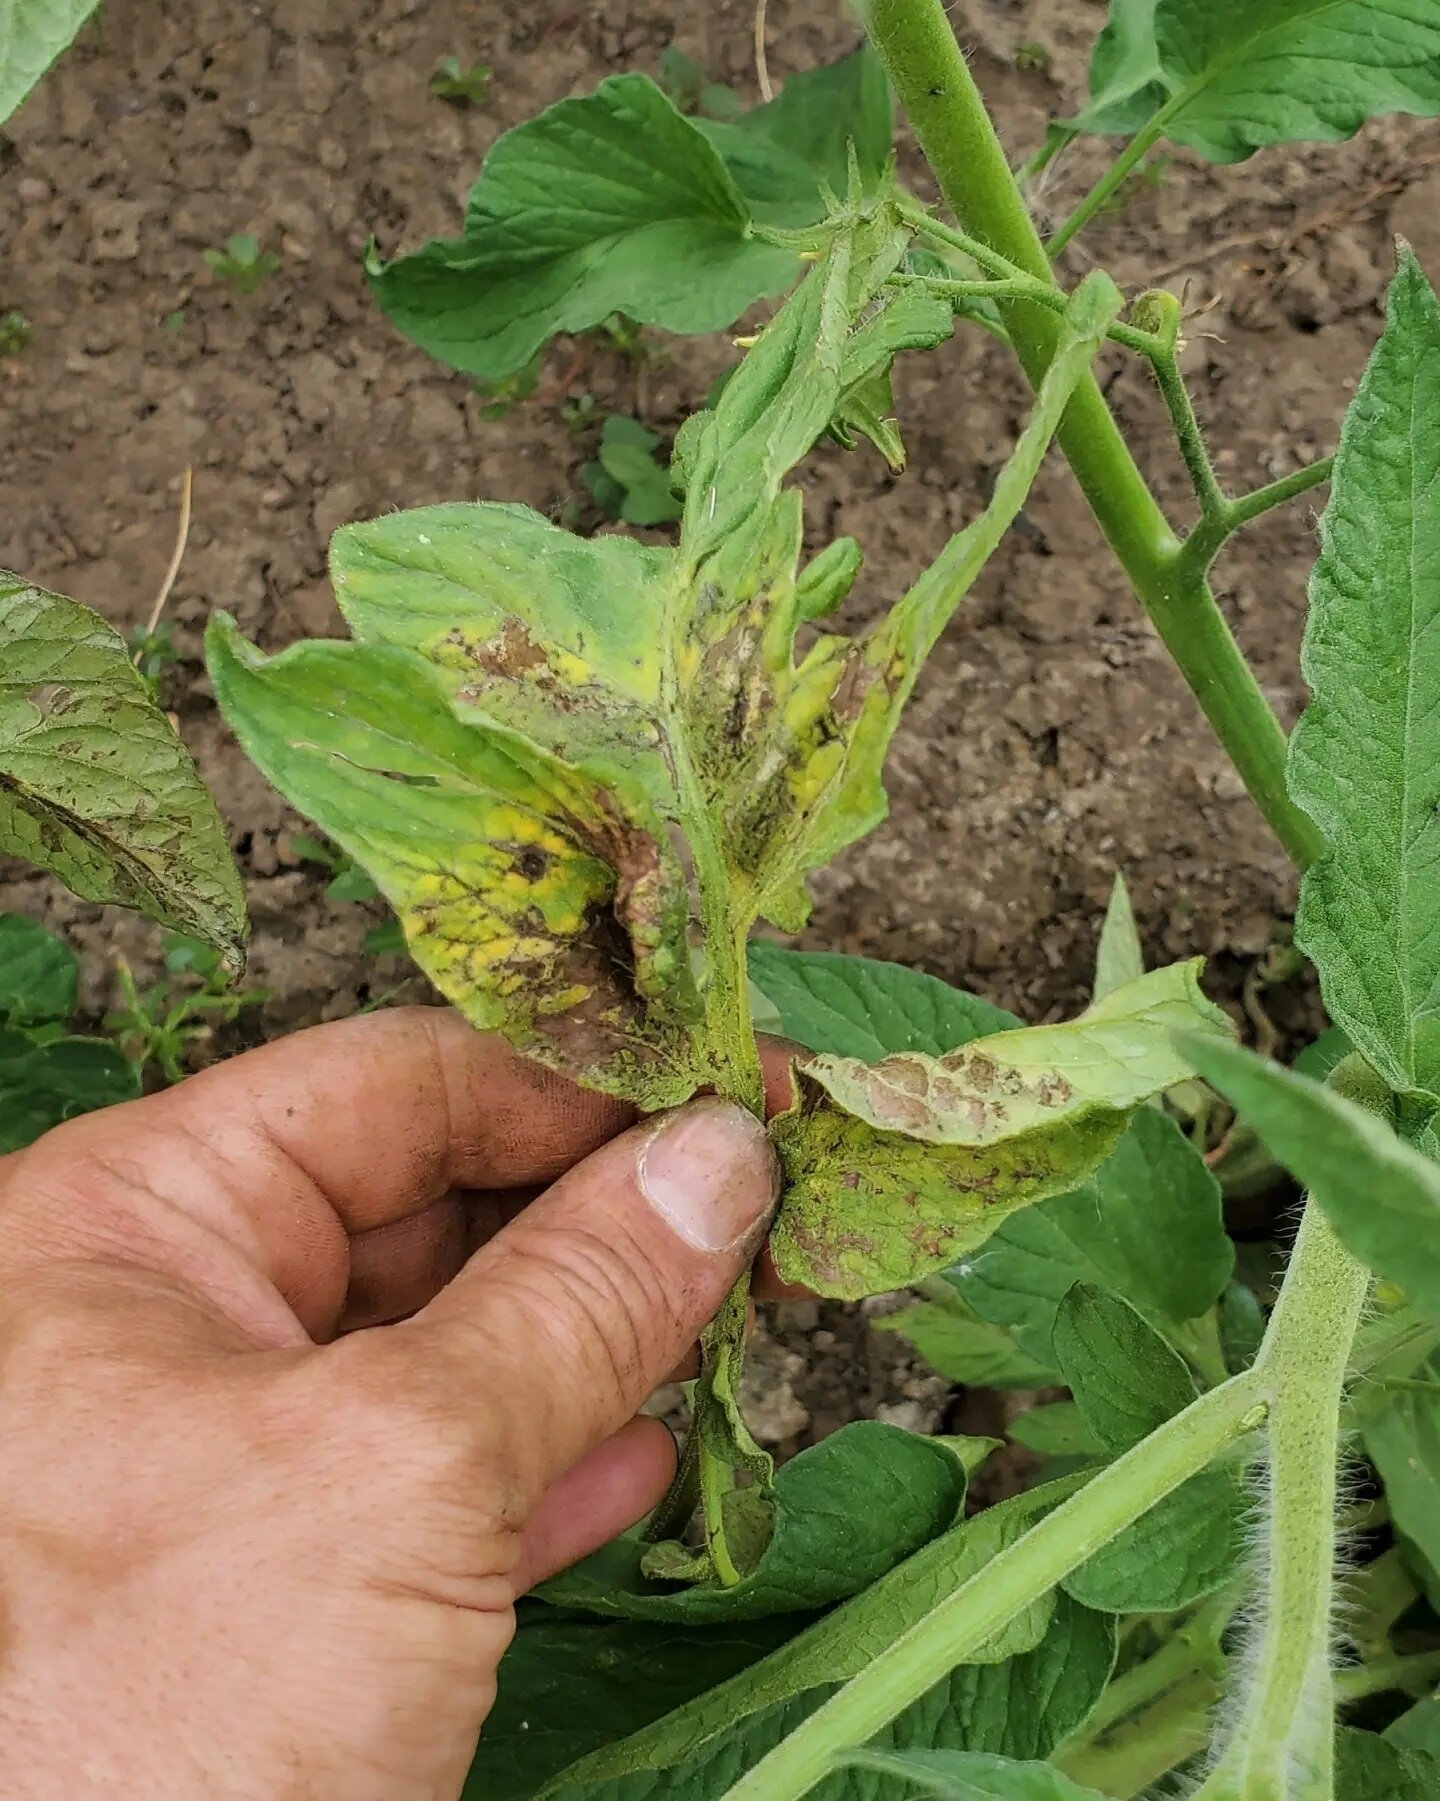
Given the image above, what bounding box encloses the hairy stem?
[720,1370,1266,1801]
[859,0,1322,869]
[1178,456,1336,585]
[1334,1648,1440,1704]
[1195,1196,1373,1797]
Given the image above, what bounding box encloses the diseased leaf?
[0,1025,139,1152]
[837,1750,1107,1800]
[1184,1036,1440,1316]
[770,963,1231,1299]
[0,912,77,1025]
[747,943,1018,1060]
[367,74,798,379]
[950,1106,1235,1365]
[206,624,703,1106]
[0,574,248,968]
[538,1422,967,1623]
[1290,250,1440,1102]
[0,0,99,124]
[1060,0,1440,166]
[1051,1285,1197,1453]
[873,1296,1061,1390]
[1093,872,1144,1003]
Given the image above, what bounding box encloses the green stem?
[1334,1648,1440,1704]
[1055,1671,1220,1799]
[1047,109,1177,259]
[720,1370,1266,1801]
[1069,1591,1235,1745]
[1178,455,1336,585]
[859,0,1322,870]
[1195,1201,1373,1799]
[1151,340,1227,521]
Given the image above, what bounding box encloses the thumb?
[410,1098,780,1499]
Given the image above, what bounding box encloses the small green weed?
[105,931,267,1086]
[579,415,682,526]
[656,46,742,120]
[430,55,491,106]
[0,308,33,355]
[203,234,281,295]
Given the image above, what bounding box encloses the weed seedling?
[657,46,742,120]
[106,932,266,1085]
[203,234,281,295]
[0,308,33,355]
[578,414,682,525]
[429,55,491,106]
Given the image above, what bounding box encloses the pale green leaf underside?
[1066,0,1440,164]
[367,73,798,379]
[1291,250,1440,1100]
[1185,1035,1440,1316]
[770,963,1231,1298]
[0,574,247,968]
[874,1299,1060,1390]
[0,0,98,124]
[837,1749,1107,1800]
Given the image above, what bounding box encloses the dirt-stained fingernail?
[638,1098,780,1255]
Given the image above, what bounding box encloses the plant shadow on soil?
[4,0,1439,1463]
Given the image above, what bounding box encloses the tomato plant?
[6,0,1440,1796]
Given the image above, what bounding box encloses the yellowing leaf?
[207,622,701,1105]
[769,963,1232,1298]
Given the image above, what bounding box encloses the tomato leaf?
[206,625,703,1105]
[1184,1035,1440,1317]
[0,574,248,970]
[0,1025,139,1152]
[1336,1727,1440,1801]
[835,1750,1107,1800]
[950,1106,1233,1364]
[366,74,799,379]
[873,1295,1061,1390]
[0,0,98,124]
[769,963,1232,1299]
[0,912,77,1025]
[538,1422,968,1623]
[1062,0,1440,164]
[747,944,1017,1059]
[1291,249,1440,1102]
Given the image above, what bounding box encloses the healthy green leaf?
[1361,1360,1440,1611]
[747,944,1018,1060]
[0,912,77,1025]
[949,1106,1233,1363]
[1050,1286,1242,1612]
[1387,1699,1440,1758]
[366,74,798,379]
[771,965,1231,1299]
[1008,1403,1103,1459]
[1335,1726,1440,1801]
[538,1422,967,1622]
[696,46,893,228]
[836,1750,1107,1800]
[1290,250,1440,1101]
[1093,872,1143,1003]
[532,1566,1114,1799]
[468,1605,803,1801]
[1183,1036,1440,1315]
[1060,1469,1242,1613]
[0,1024,139,1152]
[206,623,703,1106]
[1051,1285,1197,1453]
[1062,0,1440,165]
[872,1297,1061,1390]
[0,574,248,969]
[0,0,99,124]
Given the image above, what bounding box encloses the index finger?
[5,1008,632,1342]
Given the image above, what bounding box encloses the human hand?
[0,1007,787,1799]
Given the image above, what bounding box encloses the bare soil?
[5,0,1439,1451]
